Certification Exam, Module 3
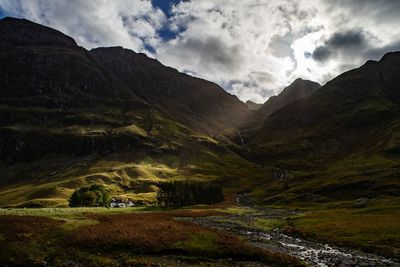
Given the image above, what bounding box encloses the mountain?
[245,100,262,111]
[0,17,256,135]
[249,52,400,204]
[258,78,321,117]
[0,17,262,207]
[0,17,399,210]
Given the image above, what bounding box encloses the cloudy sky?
[1,0,400,103]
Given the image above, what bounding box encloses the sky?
[1,0,400,103]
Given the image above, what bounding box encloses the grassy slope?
[0,104,266,207]
[0,133,265,207]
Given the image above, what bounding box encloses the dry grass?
[73,213,206,250]
[0,215,61,241]
[0,215,63,265]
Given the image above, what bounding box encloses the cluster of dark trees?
[69,184,110,207]
[157,181,224,207]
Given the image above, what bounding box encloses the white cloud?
[156,1,319,103]
[0,0,166,52]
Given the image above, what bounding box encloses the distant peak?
[291,78,319,86]
[258,78,321,116]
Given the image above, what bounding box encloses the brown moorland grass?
[70,211,304,266]
[0,215,62,241]
[0,215,63,265]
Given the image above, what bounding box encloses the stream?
[190,198,398,266]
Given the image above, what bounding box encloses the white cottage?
[110,198,134,208]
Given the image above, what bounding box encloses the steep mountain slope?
[90,47,258,134]
[0,17,262,207]
[0,17,255,135]
[258,78,321,117]
[249,52,400,204]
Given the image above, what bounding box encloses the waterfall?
[238,131,244,145]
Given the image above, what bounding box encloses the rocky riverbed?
[188,203,398,267]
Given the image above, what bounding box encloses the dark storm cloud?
[182,36,243,71]
[312,46,332,62]
[327,31,366,48]
[312,30,369,62]
[312,28,400,64]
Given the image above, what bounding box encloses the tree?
[157,181,224,207]
[69,190,82,207]
[81,191,97,206]
[68,184,110,207]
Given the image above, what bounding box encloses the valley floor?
[0,202,399,267]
